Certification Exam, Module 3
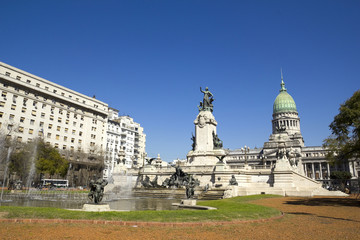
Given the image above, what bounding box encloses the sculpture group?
[88,178,108,204]
[140,166,199,199]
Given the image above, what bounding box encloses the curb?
[0,212,284,227]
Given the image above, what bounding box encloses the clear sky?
[1,1,359,162]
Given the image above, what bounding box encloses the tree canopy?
[36,141,69,178]
[323,90,360,162]
[9,140,69,180]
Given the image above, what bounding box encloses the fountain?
[0,146,12,205]
[25,140,38,196]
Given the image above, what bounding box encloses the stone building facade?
[225,76,359,183]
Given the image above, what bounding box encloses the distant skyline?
[1,1,359,162]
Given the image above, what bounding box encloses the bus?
[41,179,69,188]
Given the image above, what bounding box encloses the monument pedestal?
[82,203,111,212]
[181,199,197,206]
[187,149,226,166]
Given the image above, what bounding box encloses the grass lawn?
[0,195,281,222]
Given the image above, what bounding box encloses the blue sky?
[1,1,359,162]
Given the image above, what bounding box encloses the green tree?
[7,140,34,183]
[36,141,69,178]
[8,145,30,182]
[323,90,360,163]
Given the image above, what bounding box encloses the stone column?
[311,163,315,179]
[319,162,323,179]
[327,163,330,179]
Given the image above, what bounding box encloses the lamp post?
[241,145,250,166]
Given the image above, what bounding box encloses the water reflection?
[1,197,179,211]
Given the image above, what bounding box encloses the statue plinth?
[82,203,111,212]
[181,199,197,206]
[194,111,218,152]
[187,149,226,166]
[187,109,226,166]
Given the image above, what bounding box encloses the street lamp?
[241,145,250,166]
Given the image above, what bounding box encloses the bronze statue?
[229,175,238,186]
[199,87,214,112]
[213,131,223,149]
[191,133,196,151]
[88,178,108,204]
[186,175,196,199]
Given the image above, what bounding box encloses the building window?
[64,136,67,141]
[56,135,60,140]
[5,72,10,76]
[63,145,67,150]
[78,139,82,144]
[0,112,3,118]
[0,102,5,107]
[9,114,14,120]
[66,119,69,124]
[11,104,16,110]
[30,119,35,125]
[18,126,24,133]
[26,80,31,83]
[29,129,34,134]
[22,107,26,113]
[57,126,61,131]
[41,112,45,118]
[54,143,59,148]
[65,128,68,133]
[17,136,22,142]
[72,130,76,135]
[39,121,44,127]
[48,124,53,129]
[71,138,75,143]
[31,110,36,116]
[45,86,49,90]
[79,131,82,136]
[73,121,76,126]
[50,115,54,121]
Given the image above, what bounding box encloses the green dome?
[273,79,297,114]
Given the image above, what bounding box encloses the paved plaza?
[0,196,359,240]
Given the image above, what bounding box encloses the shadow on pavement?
[286,211,360,222]
[284,197,360,208]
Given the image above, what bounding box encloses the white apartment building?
[0,62,111,185]
[0,62,147,184]
[104,108,146,179]
[0,62,108,152]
